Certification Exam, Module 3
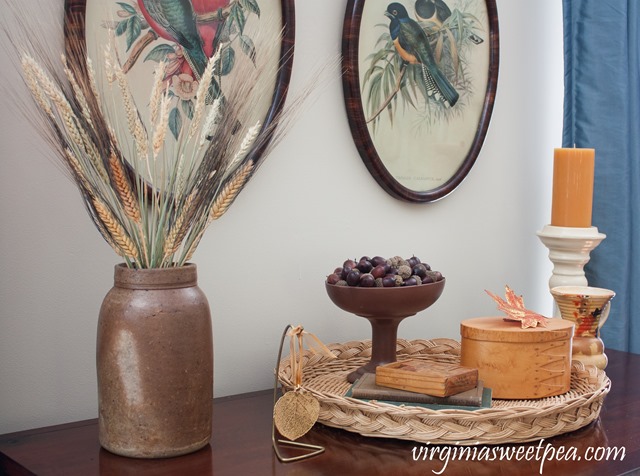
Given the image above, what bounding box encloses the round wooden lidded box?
[460,317,574,399]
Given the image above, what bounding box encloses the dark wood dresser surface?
[1,349,639,475]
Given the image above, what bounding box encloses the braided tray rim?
[277,338,611,445]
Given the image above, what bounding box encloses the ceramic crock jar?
[97,263,213,458]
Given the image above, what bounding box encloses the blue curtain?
[562,0,640,353]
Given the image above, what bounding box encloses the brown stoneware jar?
[97,263,213,458]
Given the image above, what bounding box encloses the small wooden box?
[375,359,478,397]
[460,317,574,399]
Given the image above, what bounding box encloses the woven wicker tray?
[277,338,611,445]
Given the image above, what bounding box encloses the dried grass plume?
[4,5,320,269]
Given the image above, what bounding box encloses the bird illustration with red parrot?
[136,0,228,79]
[109,0,260,137]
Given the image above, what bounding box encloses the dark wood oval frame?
[63,0,295,167]
[342,0,499,203]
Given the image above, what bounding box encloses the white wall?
[0,0,563,434]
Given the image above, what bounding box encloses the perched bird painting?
[351,0,494,198]
[414,0,451,26]
[385,2,459,107]
[137,0,213,80]
[415,0,483,44]
[107,0,260,138]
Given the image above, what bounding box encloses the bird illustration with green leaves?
[414,0,483,44]
[137,0,223,100]
[385,2,459,107]
[415,0,451,26]
[138,1,207,75]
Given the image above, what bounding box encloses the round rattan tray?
[277,338,610,445]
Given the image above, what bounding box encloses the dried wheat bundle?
[12,10,303,269]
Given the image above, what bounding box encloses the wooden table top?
[1,349,639,475]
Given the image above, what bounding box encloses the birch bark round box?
[460,317,574,399]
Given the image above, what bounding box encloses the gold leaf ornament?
[486,285,549,329]
[274,389,320,441]
[273,325,334,441]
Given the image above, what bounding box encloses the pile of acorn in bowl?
[325,254,445,318]
[326,255,443,288]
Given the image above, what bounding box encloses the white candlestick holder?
[537,225,606,316]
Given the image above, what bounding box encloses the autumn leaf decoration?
[486,286,549,329]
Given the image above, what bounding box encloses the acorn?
[389,256,403,267]
[407,255,421,267]
[343,259,357,269]
[382,276,397,287]
[404,276,418,286]
[327,273,341,285]
[398,264,412,279]
[357,258,373,273]
[359,273,375,287]
[371,256,387,267]
[371,265,387,279]
[412,263,428,279]
[346,269,362,286]
[426,270,443,282]
[336,280,348,286]
[375,277,384,287]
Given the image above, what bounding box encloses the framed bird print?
[64,0,294,163]
[343,0,499,202]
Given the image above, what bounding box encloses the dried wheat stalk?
[9,7,320,268]
[108,152,140,223]
[92,197,139,262]
[209,161,254,221]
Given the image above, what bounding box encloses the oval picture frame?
[343,0,499,202]
[64,0,295,166]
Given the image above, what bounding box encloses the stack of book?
[348,359,492,410]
